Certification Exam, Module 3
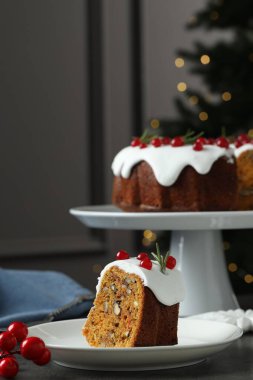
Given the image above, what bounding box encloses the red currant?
[151,138,162,148]
[140,143,148,149]
[196,137,208,145]
[7,321,28,343]
[137,252,149,260]
[0,357,19,379]
[193,141,204,151]
[206,138,215,145]
[140,258,152,270]
[235,140,242,148]
[20,337,45,360]
[131,137,141,147]
[237,133,250,143]
[161,136,170,145]
[116,250,130,260]
[171,136,184,147]
[166,256,177,270]
[0,332,17,352]
[33,348,51,366]
[216,136,229,149]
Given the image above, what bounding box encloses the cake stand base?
[170,230,239,316]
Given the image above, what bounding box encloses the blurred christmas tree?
[157,0,253,138]
[145,0,253,302]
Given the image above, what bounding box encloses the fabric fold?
[0,268,94,327]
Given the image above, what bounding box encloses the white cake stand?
[70,205,253,316]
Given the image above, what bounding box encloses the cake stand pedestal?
[70,205,253,316]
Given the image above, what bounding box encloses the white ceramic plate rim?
[29,318,243,351]
[69,205,253,230]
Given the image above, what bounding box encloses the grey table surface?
[15,334,252,380]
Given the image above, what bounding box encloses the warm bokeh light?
[244,274,253,284]
[228,262,238,272]
[177,82,187,92]
[189,95,199,105]
[248,53,253,62]
[150,119,160,129]
[199,111,208,121]
[200,54,211,64]
[144,230,153,239]
[175,57,185,68]
[149,232,157,242]
[222,91,232,101]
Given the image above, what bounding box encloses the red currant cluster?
[131,135,230,151]
[0,321,50,379]
[192,136,230,151]
[234,133,253,148]
[115,249,176,271]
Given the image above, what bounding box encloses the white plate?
[29,318,243,371]
[69,204,253,230]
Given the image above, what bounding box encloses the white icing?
[112,145,235,186]
[96,258,185,306]
[232,143,253,158]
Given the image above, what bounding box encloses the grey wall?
[0,0,135,290]
[0,0,94,255]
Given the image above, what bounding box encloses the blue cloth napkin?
[0,268,94,327]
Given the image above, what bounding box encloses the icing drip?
[233,143,253,158]
[96,258,185,307]
[112,145,235,187]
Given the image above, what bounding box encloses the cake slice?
[83,249,185,347]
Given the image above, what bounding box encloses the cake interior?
[83,266,179,347]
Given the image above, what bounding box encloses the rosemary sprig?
[151,243,170,274]
[183,129,204,144]
[139,129,158,144]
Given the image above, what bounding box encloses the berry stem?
[0,350,20,359]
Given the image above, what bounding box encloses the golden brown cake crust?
[235,150,253,210]
[112,158,237,212]
[83,266,179,347]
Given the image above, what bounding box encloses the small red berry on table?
[139,142,148,149]
[0,357,19,379]
[0,332,17,352]
[140,258,152,270]
[7,322,28,343]
[33,348,51,366]
[20,337,45,360]
[116,250,130,260]
[171,136,184,147]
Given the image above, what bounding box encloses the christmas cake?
[112,133,237,212]
[83,247,185,347]
[233,134,253,210]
